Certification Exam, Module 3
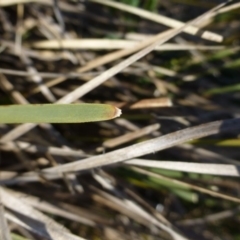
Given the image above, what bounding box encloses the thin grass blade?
[0,104,121,123]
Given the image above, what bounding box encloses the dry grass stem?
[0,1,239,239]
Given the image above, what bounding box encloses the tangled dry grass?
[0,0,240,239]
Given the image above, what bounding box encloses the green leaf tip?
[0,103,122,124]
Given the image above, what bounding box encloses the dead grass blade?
[0,123,37,143]
[178,144,240,165]
[0,0,51,7]
[109,97,172,109]
[196,1,240,28]
[177,206,240,226]
[91,186,189,240]
[5,189,97,227]
[90,0,223,42]
[0,141,87,158]
[42,118,240,174]
[103,123,160,148]
[0,73,28,104]
[125,159,240,177]
[0,68,99,78]
[0,189,11,240]
[1,188,86,240]
[31,39,225,51]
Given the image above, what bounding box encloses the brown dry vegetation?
[0,0,240,240]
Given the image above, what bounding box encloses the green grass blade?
[0,104,121,123]
[203,83,240,96]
